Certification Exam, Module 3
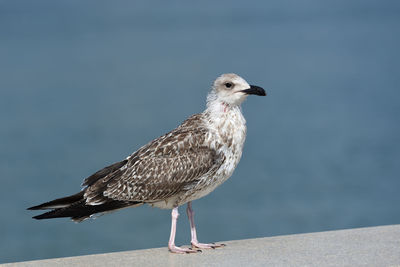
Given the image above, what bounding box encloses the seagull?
[28,73,266,253]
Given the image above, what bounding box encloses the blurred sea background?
[1,0,400,263]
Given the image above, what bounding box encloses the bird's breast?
[161,109,248,207]
[205,107,247,179]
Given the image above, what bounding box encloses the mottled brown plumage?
[84,114,223,208]
[28,73,266,253]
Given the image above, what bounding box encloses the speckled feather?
[81,74,250,211]
[29,73,258,222]
[83,107,246,209]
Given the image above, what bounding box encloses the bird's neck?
[205,91,240,116]
[205,96,242,118]
[206,99,232,115]
[203,97,247,144]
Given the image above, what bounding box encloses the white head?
[207,73,265,107]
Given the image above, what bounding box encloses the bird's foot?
[191,241,226,249]
[169,245,201,254]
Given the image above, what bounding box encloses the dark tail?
[28,192,141,222]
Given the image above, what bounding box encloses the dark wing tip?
[27,204,44,210]
[27,191,85,211]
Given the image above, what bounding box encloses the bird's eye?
[225,82,233,88]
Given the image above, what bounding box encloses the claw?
[191,242,226,249]
[169,245,199,254]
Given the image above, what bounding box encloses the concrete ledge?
[5,225,400,266]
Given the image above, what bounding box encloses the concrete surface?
[4,224,400,267]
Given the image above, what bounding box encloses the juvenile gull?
[28,73,266,253]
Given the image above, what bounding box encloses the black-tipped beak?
[241,85,266,96]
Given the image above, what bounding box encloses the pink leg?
[168,207,198,253]
[186,202,226,249]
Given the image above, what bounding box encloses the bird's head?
[208,73,266,107]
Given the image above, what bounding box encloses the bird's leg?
[186,202,226,249]
[168,207,198,253]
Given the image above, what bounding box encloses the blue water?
[1,0,400,263]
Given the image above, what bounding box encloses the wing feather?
[84,114,222,204]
